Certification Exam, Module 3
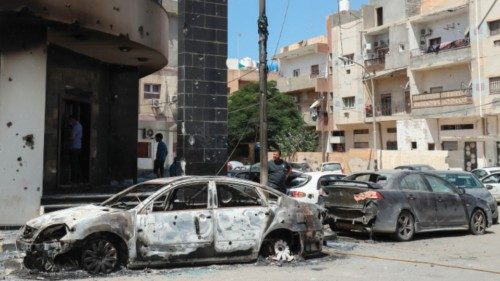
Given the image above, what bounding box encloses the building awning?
[368,67,407,80]
[310,100,321,109]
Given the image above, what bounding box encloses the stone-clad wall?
[177,0,228,175]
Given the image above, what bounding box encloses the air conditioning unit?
[292,96,299,103]
[169,95,178,103]
[365,43,372,51]
[152,99,161,108]
[142,128,155,139]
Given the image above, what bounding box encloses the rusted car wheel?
[81,238,119,274]
[470,209,486,235]
[394,211,414,242]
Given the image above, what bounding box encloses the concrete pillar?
[177,0,228,175]
[0,43,47,225]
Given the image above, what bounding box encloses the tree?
[228,81,318,155]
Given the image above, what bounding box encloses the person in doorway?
[68,115,83,184]
[169,156,183,177]
[154,133,168,178]
[267,149,291,193]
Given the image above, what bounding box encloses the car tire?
[470,209,487,235]
[81,237,119,274]
[394,211,415,242]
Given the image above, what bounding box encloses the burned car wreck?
[17,176,324,274]
[321,170,493,241]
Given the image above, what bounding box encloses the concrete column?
[0,43,47,225]
[177,0,228,175]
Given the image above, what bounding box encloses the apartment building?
[329,0,500,171]
[275,36,332,156]
[137,1,178,171]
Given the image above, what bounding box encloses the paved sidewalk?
[0,230,18,252]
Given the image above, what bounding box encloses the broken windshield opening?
[102,183,166,210]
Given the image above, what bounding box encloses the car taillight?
[290,191,306,198]
[354,191,383,202]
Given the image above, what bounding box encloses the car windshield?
[290,163,312,172]
[322,163,341,171]
[438,173,482,189]
[472,169,488,178]
[102,183,166,210]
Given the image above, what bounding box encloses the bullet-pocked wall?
[177,0,228,175]
[43,46,138,193]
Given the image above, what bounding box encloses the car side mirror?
[486,185,494,190]
[457,187,466,195]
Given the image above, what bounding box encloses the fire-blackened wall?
[43,46,138,193]
[177,0,228,175]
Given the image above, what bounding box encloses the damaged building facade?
[0,0,171,226]
[328,0,500,170]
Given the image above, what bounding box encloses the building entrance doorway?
[58,99,91,187]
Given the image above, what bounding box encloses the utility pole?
[258,0,269,185]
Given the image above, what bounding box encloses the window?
[144,83,161,99]
[424,175,456,194]
[411,142,417,149]
[399,43,405,52]
[387,128,397,133]
[354,142,369,148]
[495,40,500,47]
[167,184,208,211]
[386,141,398,150]
[293,69,300,77]
[482,174,500,184]
[429,37,442,47]
[440,124,474,131]
[137,142,151,158]
[310,65,320,77]
[488,19,500,36]
[376,7,383,26]
[490,76,500,94]
[428,143,435,150]
[342,96,355,108]
[331,143,345,152]
[354,129,369,135]
[430,86,443,94]
[216,184,262,207]
[346,69,351,74]
[400,174,428,192]
[442,141,458,151]
[342,54,354,65]
[332,130,345,137]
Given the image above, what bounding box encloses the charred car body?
[17,177,323,274]
[321,170,493,241]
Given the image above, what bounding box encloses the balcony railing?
[364,56,386,72]
[412,89,472,109]
[365,101,410,118]
[411,38,470,57]
[490,79,500,94]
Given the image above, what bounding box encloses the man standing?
[154,133,168,178]
[68,115,83,184]
[267,149,291,193]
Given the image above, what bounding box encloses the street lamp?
[337,56,378,170]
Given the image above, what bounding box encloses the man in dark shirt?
[154,133,168,178]
[267,149,291,193]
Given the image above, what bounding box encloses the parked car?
[320,162,344,174]
[287,172,346,204]
[433,170,498,224]
[289,162,313,173]
[17,177,324,274]
[227,160,244,171]
[480,173,500,203]
[321,170,493,241]
[472,167,500,179]
[394,164,435,171]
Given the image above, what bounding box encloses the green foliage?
[275,129,319,158]
[228,81,318,154]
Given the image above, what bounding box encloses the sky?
[228,0,368,61]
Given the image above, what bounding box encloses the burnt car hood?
[26,205,124,230]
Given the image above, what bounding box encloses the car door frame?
[134,180,216,264]
[398,173,437,231]
[212,180,273,260]
[422,174,468,228]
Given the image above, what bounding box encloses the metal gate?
[464,142,477,171]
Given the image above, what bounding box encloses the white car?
[480,173,500,203]
[320,162,344,174]
[287,172,345,204]
[472,167,500,179]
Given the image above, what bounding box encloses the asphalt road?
[3,224,500,281]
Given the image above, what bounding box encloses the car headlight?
[35,224,68,243]
[21,225,38,240]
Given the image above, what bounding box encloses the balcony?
[365,101,410,121]
[410,39,471,70]
[412,89,472,109]
[277,74,328,93]
[364,56,386,73]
